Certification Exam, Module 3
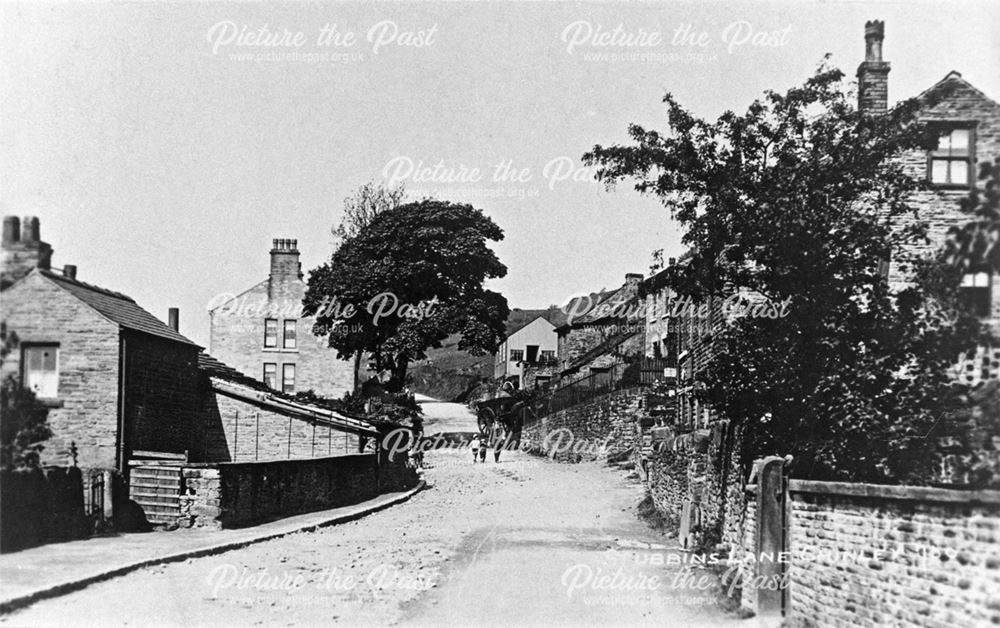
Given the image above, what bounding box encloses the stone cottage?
[554,273,645,384]
[1,218,388,528]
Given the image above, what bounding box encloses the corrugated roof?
[39,269,199,346]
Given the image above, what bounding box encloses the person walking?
[470,435,481,463]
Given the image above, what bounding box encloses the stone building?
[1,219,377,527]
[209,239,355,400]
[857,21,1000,384]
[554,273,645,384]
[1,216,202,472]
[636,20,1000,551]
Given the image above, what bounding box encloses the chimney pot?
[168,308,179,332]
[21,216,39,243]
[63,264,77,279]
[2,216,19,244]
[864,20,885,61]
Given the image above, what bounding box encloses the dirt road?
[2,449,740,627]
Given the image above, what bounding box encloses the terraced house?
[635,20,1000,550]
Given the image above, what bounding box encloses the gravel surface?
[1,448,741,627]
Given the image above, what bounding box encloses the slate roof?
[197,352,271,392]
[561,328,642,375]
[916,71,997,107]
[38,269,199,347]
[198,352,378,436]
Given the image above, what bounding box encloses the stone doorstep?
[0,480,426,616]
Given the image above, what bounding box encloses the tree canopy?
[584,62,984,483]
[303,199,509,392]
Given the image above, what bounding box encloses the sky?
[2,0,998,347]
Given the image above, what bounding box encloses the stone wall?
[195,386,359,463]
[644,421,748,552]
[784,482,1000,627]
[520,388,643,462]
[180,436,418,529]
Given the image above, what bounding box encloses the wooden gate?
[128,450,186,525]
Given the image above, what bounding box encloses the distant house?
[493,315,558,389]
[555,273,645,384]
[209,239,355,399]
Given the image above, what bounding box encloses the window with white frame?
[929,127,974,187]
[282,363,296,393]
[23,345,59,398]
[283,319,297,349]
[263,363,277,389]
[960,271,993,318]
[264,318,278,348]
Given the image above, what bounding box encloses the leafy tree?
[330,182,407,389]
[944,157,1000,274]
[304,199,509,393]
[584,62,981,483]
[0,325,52,470]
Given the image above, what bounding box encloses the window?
[282,364,296,394]
[264,318,278,348]
[283,319,297,349]
[540,350,555,361]
[23,345,58,398]
[929,127,974,187]
[960,271,993,318]
[509,349,524,362]
[263,363,277,389]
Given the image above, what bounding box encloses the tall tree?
[332,181,406,245]
[304,199,509,392]
[330,182,406,391]
[584,62,981,483]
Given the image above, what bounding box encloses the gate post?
[755,455,791,621]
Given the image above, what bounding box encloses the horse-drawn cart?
[474,394,533,449]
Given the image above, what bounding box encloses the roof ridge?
[914,71,998,107]
[39,268,136,302]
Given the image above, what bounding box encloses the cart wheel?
[477,407,496,435]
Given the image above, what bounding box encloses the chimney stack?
[168,308,180,332]
[857,20,890,114]
[269,238,302,283]
[63,265,77,280]
[1,215,53,288]
[625,272,644,292]
[21,216,39,242]
[2,216,19,244]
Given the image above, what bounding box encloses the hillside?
[406,306,568,401]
